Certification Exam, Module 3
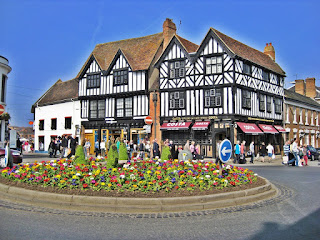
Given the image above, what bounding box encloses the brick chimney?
[163,18,176,49]
[305,77,316,98]
[264,43,275,61]
[295,79,305,95]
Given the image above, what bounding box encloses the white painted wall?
[34,100,81,152]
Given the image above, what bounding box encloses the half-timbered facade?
[156,28,286,157]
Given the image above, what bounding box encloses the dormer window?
[243,63,251,75]
[169,60,185,79]
[205,55,223,75]
[113,69,128,86]
[87,74,101,88]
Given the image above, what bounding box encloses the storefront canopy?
[274,125,286,132]
[237,122,263,134]
[160,122,192,130]
[258,124,278,134]
[192,121,210,130]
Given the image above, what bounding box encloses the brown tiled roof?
[33,79,78,108]
[211,28,286,75]
[77,33,164,77]
[176,35,199,53]
[285,89,320,108]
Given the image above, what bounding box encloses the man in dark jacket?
[152,139,160,159]
[67,135,77,158]
[60,135,68,158]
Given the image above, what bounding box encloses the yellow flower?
[2,169,8,173]
[108,183,112,187]
[72,175,77,179]
[147,170,151,174]
[199,180,203,183]
[165,178,169,181]
[101,182,106,186]
[95,170,100,175]
[56,175,61,178]
[148,182,153,185]
[133,185,138,188]
[180,181,185,185]
[60,180,65,183]
[112,168,117,172]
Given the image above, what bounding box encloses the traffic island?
[0,176,277,214]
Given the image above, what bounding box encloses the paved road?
[0,165,319,240]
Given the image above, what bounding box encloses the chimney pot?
[264,42,276,61]
[163,18,177,49]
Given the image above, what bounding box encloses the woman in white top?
[266,143,274,162]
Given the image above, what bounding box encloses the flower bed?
[0,159,258,193]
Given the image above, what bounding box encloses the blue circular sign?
[219,139,233,163]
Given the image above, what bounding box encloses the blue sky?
[1,0,319,127]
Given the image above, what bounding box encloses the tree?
[118,142,128,161]
[74,145,88,165]
[106,144,119,169]
[160,146,171,161]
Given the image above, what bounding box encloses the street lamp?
[152,92,158,140]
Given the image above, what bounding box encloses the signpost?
[145,116,153,125]
[218,139,233,175]
[0,105,4,115]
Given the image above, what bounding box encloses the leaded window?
[169,60,185,79]
[117,97,132,117]
[243,63,251,75]
[242,90,251,109]
[87,74,101,88]
[89,100,105,119]
[259,94,265,112]
[262,70,269,81]
[275,98,282,114]
[204,89,222,107]
[113,69,128,85]
[169,91,185,109]
[267,96,272,113]
[205,56,223,74]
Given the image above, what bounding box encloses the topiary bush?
[106,144,119,169]
[119,142,128,161]
[74,145,88,165]
[160,146,171,161]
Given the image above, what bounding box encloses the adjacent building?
[0,55,11,147]
[32,79,80,152]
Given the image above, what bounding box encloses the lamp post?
[152,92,158,140]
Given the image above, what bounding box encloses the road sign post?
[218,139,233,174]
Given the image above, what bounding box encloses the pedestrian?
[116,137,121,152]
[145,140,151,158]
[48,139,55,158]
[169,140,176,160]
[249,141,255,164]
[260,142,267,163]
[239,140,246,164]
[60,135,68,158]
[100,139,106,158]
[234,140,240,164]
[266,143,274,162]
[67,135,77,158]
[302,145,308,166]
[291,138,300,166]
[139,139,145,159]
[194,144,201,159]
[190,141,196,159]
[152,139,160,159]
[184,140,191,152]
[84,139,91,158]
[282,140,290,164]
[94,139,99,157]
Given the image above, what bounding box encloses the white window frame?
[293,107,297,124]
[299,109,303,124]
[305,110,309,125]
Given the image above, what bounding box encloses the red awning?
[160,122,192,130]
[192,121,210,130]
[237,122,263,134]
[258,124,278,134]
[274,125,286,132]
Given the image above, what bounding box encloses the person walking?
[260,142,267,163]
[139,140,145,160]
[234,140,240,164]
[266,143,274,163]
[48,139,55,158]
[100,139,106,158]
[190,141,196,159]
[283,140,290,164]
[94,139,99,157]
[152,139,160,159]
[184,140,191,152]
[84,139,91,158]
[302,145,308,166]
[249,141,255,164]
[291,138,300,166]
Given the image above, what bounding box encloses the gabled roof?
[176,35,199,53]
[31,79,78,112]
[285,89,320,109]
[287,84,320,99]
[77,33,164,78]
[211,28,286,76]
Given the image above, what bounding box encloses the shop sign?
[160,122,192,130]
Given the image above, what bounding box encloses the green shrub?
[106,144,119,169]
[74,145,88,165]
[119,142,128,161]
[160,146,171,161]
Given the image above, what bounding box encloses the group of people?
[283,138,308,167]
[48,135,77,159]
[233,140,274,164]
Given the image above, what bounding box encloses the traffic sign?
[0,105,4,115]
[218,139,233,163]
[145,116,153,125]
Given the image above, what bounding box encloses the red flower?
[190,184,195,187]
[125,181,130,184]
[175,186,179,189]
[83,183,88,188]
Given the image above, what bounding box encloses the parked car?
[0,148,23,165]
[306,145,319,161]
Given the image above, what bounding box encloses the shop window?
[169,91,185,109]
[65,117,72,129]
[242,90,251,109]
[205,55,223,75]
[204,89,222,107]
[51,118,57,130]
[169,60,185,79]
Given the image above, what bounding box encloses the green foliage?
[74,145,88,165]
[118,142,128,161]
[106,144,119,169]
[160,146,171,161]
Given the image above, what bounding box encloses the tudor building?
[155,26,286,157]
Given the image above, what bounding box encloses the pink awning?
[192,121,210,130]
[160,122,192,130]
[274,125,286,132]
[258,124,278,134]
[237,122,263,134]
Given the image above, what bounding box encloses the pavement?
[21,152,320,167]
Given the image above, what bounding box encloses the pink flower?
[91,180,96,184]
